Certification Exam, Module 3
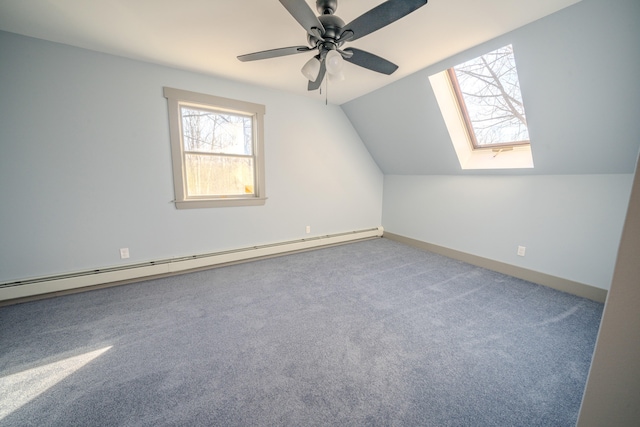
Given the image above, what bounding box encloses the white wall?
[0,31,383,283]
[383,174,632,290]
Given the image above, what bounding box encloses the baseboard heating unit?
[0,227,384,303]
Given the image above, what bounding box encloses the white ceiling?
[0,0,582,104]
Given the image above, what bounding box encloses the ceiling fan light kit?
[238,0,428,92]
[301,56,322,80]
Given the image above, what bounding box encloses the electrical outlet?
[120,248,130,259]
[517,246,526,257]
[305,225,311,234]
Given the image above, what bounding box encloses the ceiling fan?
[237,0,428,91]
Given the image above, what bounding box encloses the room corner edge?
[383,232,607,303]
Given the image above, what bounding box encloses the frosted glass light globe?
[328,70,345,82]
[325,50,344,75]
[301,57,321,81]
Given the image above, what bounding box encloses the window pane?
[452,44,529,146]
[181,107,253,155]
[185,154,255,197]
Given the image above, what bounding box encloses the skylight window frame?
[446,68,530,151]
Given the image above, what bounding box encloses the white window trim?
[164,87,267,208]
[429,70,534,170]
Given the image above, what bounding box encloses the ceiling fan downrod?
[316,0,338,15]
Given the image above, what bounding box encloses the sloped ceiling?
[342,0,640,175]
[0,0,582,105]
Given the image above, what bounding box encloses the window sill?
[175,197,268,209]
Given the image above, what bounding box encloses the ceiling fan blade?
[343,48,398,75]
[308,60,326,91]
[237,46,313,62]
[279,0,325,39]
[340,0,428,42]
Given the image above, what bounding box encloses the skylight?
[429,44,534,170]
[448,44,529,149]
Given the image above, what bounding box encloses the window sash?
[179,105,254,156]
[183,152,256,198]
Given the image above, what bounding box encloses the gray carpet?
[0,238,603,426]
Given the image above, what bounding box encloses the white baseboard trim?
[0,227,384,304]
[384,232,608,303]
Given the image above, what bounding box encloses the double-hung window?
[164,87,266,208]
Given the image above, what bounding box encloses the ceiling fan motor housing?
[308,14,346,50]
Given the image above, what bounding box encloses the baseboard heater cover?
[0,227,383,302]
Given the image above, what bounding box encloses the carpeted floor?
[0,238,603,426]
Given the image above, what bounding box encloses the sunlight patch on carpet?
[0,346,112,420]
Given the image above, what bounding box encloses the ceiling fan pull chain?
[325,75,329,105]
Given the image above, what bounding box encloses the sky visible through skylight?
[453,44,529,146]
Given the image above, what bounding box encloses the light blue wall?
[383,174,632,289]
[343,0,640,290]
[0,31,383,282]
[342,0,640,175]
